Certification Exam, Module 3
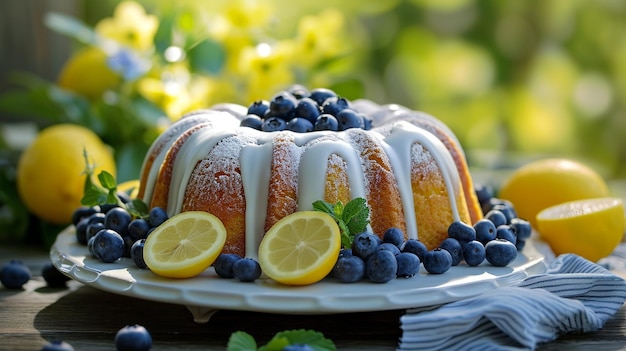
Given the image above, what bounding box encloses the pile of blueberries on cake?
[240,85,372,133]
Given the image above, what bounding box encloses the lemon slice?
[536,197,625,262]
[258,211,341,286]
[143,211,227,278]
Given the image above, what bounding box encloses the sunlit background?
[1,0,625,244]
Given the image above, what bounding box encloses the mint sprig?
[80,148,148,218]
[227,329,336,351]
[313,197,370,249]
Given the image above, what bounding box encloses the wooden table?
[1,245,625,351]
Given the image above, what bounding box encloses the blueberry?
[439,237,463,266]
[510,218,532,241]
[474,219,497,245]
[336,109,365,130]
[314,114,339,131]
[92,229,125,263]
[382,227,405,249]
[87,212,106,225]
[104,207,132,236]
[128,218,151,242]
[321,96,351,116]
[333,254,366,283]
[366,250,398,283]
[100,203,121,214]
[131,239,148,269]
[40,340,75,351]
[295,97,321,124]
[262,116,288,132]
[447,221,476,244]
[482,197,508,215]
[287,117,314,133]
[402,239,428,262]
[396,252,420,278]
[114,324,152,351]
[42,263,71,287]
[233,258,262,282]
[117,191,132,204]
[462,240,486,267]
[495,225,517,244]
[87,235,97,257]
[148,207,168,227]
[485,209,507,227]
[269,91,297,119]
[485,239,518,267]
[308,88,337,105]
[75,217,90,245]
[214,253,242,278]
[247,100,270,117]
[515,238,527,251]
[240,114,263,130]
[474,184,494,208]
[282,344,316,351]
[339,248,353,257]
[351,232,381,260]
[86,222,106,242]
[377,242,401,256]
[287,84,310,99]
[71,206,99,226]
[0,260,32,289]
[492,202,517,224]
[423,248,452,274]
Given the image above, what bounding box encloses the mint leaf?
[97,170,117,190]
[342,197,370,238]
[259,330,335,351]
[312,200,336,219]
[227,331,257,351]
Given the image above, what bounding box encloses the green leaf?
[260,330,336,351]
[227,331,257,351]
[312,200,336,218]
[97,171,117,190]
[44,12,100,46]
[342,197,370,238]
[188,39,225,75]
[81,187,108,207]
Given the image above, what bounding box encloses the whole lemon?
[57,47,120,99]
[498,158,609,228]
[17,124,116,224]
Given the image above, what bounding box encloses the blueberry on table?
[128,218,151,242]
[474,183,494,208]
[396,252,420,278]
[351,232,381,260]
[92,229,125,263]
[377,242,401,256]
[366,249,398,283]
[40,340,75,351]
[474,219,497,245]
[485,239,518,267]
[462,240,486,267]
[282,344,316,351]
[42,263,71,287]
[148,207,168,227]
[485,209,507,227]
[447,220,476,244]
[510,218,532,241]
[382,227,405,249]
[114,324,152,351]
[332,254,365,283]
[0,259,32,289]
[402,239,428,262]
[233,258,262,282]
[439,237,463,266]
[214,253,242,279]
[491,201,517,223]
[423,248,452,274]
[71,206,99,225]
[86,222,106,242]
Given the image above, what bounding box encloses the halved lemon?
[143,211,227,278]
[258,211,341,286]
[536,197,625,262]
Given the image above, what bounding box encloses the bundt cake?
[137,88,483,258]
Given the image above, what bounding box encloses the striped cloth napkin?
[398,252,626,350]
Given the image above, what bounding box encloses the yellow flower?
[238,42,295,102]
[95,1,159,51]
[293,9,348,67]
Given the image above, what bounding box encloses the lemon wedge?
[258,211,341,286]
[536,197,625,261]
[143,211,226,278]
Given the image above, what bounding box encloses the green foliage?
[227,329,335,351]
[313,198,370,249]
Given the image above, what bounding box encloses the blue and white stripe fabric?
[398,253,626,350]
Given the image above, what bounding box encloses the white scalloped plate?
[50,226,546,322]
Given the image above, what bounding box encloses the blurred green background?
[1,0,625,245]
